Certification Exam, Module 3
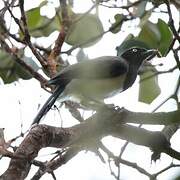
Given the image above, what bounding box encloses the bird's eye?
[132,48,137,53]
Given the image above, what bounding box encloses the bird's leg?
[97,103,124,113]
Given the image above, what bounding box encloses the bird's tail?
[32,86,65,125]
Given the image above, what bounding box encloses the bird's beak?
[142,49,160,61]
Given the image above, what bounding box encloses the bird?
[32,47,158,125]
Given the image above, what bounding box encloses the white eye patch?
[132,48,137,52]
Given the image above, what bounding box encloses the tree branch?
[47,0,69,77]
[164,0,180,44]
[117,108,180,125]
[1,108,180,179]
[19,0,47,67]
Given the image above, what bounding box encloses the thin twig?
[18,0,47,67]
[99,142,152,179]
[153,163,180,177]
[164,0,180,43]
[99,0,143,9]
[3,0,24,33]
[173,47,180,70]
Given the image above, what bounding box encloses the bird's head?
[121,47,159,67]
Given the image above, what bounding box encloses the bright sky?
[0,0,179,179]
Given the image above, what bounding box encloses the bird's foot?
[97,103,124,113]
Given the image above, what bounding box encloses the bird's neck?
[132,59,144,70]
[123,62,142,90]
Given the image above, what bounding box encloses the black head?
[121,47,158,67]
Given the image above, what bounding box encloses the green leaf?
[0,69,18,84]
[139,65,161,104]
[26,1,48,29]
[29,16,60,37]
[0,51,16,83]
[157,19,173,56]
[139,9,153,27]
[15,63,32,80]
[23,2,60,38]
[116,36,150,57]
[110,14,124,34]
[0,51,14,69]
[137,19,173,56]
[133,1,147,17]
[0,51,33,83]
[65,13,104,47]
[138,21,161,48]
[26,7,41,29]
[117,19,173,57]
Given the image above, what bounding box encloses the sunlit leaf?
[138,21,161,48]
[26,7,41,29]
[139,65,161,104]
[23,2,60,38]
[138,19,173,56]
[157,19,173,56]
[139,10,153,27]
[133,1,147,17]
[29,16,60,37]
[65,13,104,47]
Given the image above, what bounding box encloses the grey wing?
[48,56,128,85]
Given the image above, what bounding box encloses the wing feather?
[48,56,128,85]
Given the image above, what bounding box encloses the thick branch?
[0,125,72,180]
[116,108,180,125]
[1,108,180,179]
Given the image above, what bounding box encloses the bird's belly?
[63,74,126,101]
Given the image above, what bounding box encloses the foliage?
[65,12,104,47]
[0,0,175,103]
[0,0,179,179]
[0,50,33,83]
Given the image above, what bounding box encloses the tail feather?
[32,86,65,125]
